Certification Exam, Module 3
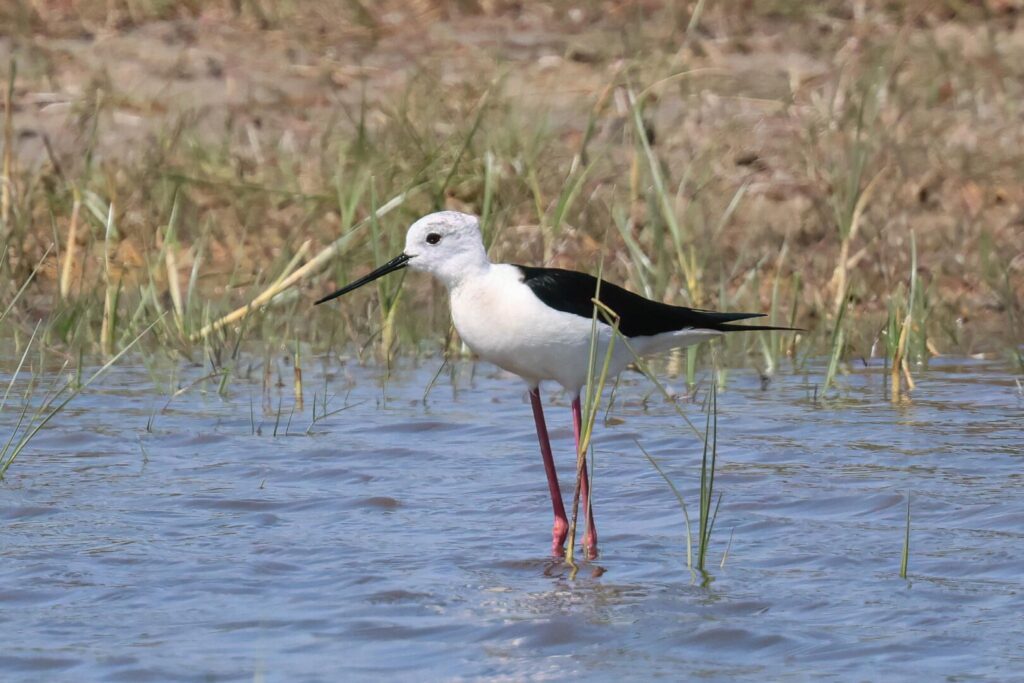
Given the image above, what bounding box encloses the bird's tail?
[693,310,803,332]
[715,322,803,332]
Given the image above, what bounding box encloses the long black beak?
[314,253,412,305]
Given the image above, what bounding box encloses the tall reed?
[565,278,619,567]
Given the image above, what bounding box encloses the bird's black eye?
[426,233,442,245]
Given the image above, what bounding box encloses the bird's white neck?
[412,245,492,291]
[441,258,491,292]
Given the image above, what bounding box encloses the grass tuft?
[1,316,163,478]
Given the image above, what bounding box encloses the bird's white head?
[314,211,490,306]
[403,211,489,289]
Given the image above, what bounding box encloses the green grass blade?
[636,439,693,568]
[900,491,911,579]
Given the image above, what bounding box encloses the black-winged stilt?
[316,211,794,559]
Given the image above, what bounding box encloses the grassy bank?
[1,1,1022,372]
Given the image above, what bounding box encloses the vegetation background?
[1,0,1022,367]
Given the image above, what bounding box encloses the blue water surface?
[2,354,1022,681]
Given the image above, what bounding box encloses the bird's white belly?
[456,311,604,389]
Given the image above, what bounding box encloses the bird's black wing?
[514,265,787,338]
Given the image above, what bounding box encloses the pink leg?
[571,395,598,559]
[529,388,569,556]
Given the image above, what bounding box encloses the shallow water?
[2,354,1022,681]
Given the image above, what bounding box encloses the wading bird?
[316,211,793,559]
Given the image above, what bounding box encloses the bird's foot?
[551,517,569,557]
[583,533,598,560]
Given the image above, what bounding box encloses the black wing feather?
[515,266,792,338]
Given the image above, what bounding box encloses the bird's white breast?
[449,265,614,390]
